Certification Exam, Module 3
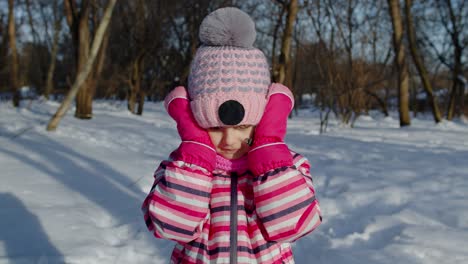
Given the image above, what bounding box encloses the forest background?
[1,0,467,130]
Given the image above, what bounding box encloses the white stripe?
[175,243,184,251]
[173,160,210,173]
[155,184,207,208]
[184,245,210,263]
[210,257,229,264]
[211,215,230,224]
[294,157,306,167]
[208,233,230,244]
[149,202,200,228]
[212,179,230,185]
[182,141,216,152]
[255,170,297,192]
[211,196,230,204]
[305,177,315,190]
[249,233,267,244]
[257,188,310,214]
[289,211,321,241]
[152,221,189,241]
[281,242,291,251]
[238,256,258,263]
[207,233,266,246]
[258,247,281,262]
[249,142,286,153]
[200,231,209,241]
[237,177,250,185]
[166,169,211,188]
[267,214,301,233]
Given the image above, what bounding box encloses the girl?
[142,7,322,264]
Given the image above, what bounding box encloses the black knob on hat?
[218,100,245,125]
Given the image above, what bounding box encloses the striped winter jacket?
[142,150,322,264]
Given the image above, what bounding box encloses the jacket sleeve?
[253,152,322,242]
[141,153,212,243]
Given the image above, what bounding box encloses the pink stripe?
[148,199,205,223]
[153,211,200,232]
[255,178,306,203]
[151,189,208,212]
[152,195,207,218]
[157,182,209,203]
[154,227,191,241]
[143,151,321,262]
[168,165,212,181]
[267,201,321,242]
[211,186,230,193]
[257,193,312,217]
[293,156,310,168]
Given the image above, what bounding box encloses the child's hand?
[165,86,213,145]
[252,83,294,146]
[165,86,216,171]
[248,83,294,175]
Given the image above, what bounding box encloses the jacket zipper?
[230,172,238,264]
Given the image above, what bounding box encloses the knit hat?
[188,7,271,128]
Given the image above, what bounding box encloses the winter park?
[1,1,468,264]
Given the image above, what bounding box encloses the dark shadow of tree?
[0,135,142,223]
[0,192,65,263]
[0,134,168,259]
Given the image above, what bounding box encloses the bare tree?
[7,0,20,107]
[418,0,467,119]
[270,1,286,78]
[388,0,411,126]
[436,0,467,119]
[114,0,160,115]
[42,0,62,100]
[404,0,442,123]
[47,0,117,131]
[276,0,298,87]
[25,0,40,43]
[63,0,111,119]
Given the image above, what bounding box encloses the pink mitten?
[165,86,216,171]
[248,83,294,175]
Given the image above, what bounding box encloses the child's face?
[208,125,254,160]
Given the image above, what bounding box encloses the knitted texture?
[215,154,248,172]
[187,7,271,128]
[189,46,270,128]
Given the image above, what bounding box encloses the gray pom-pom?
[199,7,256,48]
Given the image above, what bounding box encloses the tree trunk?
[277,0,298,86]
[137,90,145,115]
[271,5,285,82]
[8,0,20,107]
[444,0,464,120]
[74,1,92,119]
[127,65,138,114]
[365,89,389,117]
[388,0,411,127]
[127,52,144,114]
[25,0,40,43]
[44,0,61,100]
[47,0,117,131]
[404,0,442,123]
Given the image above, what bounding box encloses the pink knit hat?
[188,7,270,128]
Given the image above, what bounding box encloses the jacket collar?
[215,154,248,172]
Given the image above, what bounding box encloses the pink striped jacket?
[142,150,321,263]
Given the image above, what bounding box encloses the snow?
[1,99,468,264]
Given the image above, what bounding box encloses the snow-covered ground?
[1,99,467,264]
